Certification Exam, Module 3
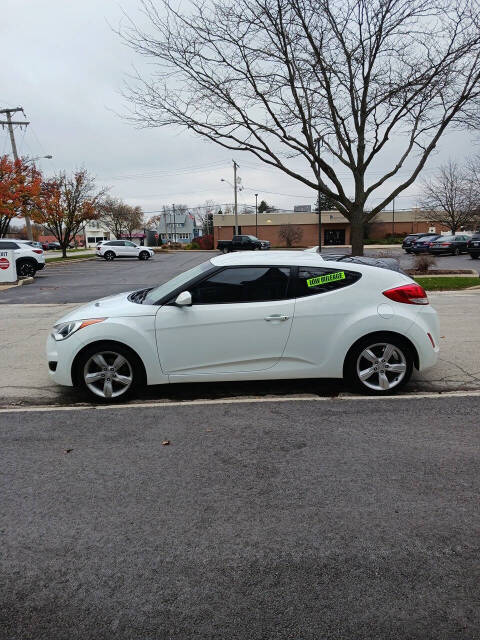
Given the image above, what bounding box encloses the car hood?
[54,291,157,324]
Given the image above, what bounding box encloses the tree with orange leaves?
[0,155,42,238]
[33,169,107,258]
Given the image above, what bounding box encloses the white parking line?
[1,389,479,414]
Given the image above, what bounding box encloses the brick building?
[213,209,451,247]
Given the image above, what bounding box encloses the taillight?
[33,249,43,254]
[441,242,451,247]
[383,283,429,305]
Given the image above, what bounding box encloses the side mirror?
[174,291,192,306]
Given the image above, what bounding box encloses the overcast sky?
[1,0,476,218]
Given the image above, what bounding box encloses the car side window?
[111,241,125,246]
[294,267,361,297]
[0,241,19,249]
[190,266,291,304]
[125,241,136,247]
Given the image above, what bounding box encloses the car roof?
[210,250,409,278]
[211,250,327,267]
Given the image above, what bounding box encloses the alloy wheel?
[83,351,133,399]
[356,342,407,391]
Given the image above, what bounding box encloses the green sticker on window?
[306,271,346,287]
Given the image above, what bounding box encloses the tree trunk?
[350,212,365,256]
[62,244,67,258]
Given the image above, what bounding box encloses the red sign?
[0,257,10,270]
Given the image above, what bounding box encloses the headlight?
[51,318,106,341]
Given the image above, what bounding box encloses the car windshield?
[142,260,213,305]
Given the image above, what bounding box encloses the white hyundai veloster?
[46,251,439,401]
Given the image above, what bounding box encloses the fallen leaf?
[162,440,170,446]
[440,336,446,339]
[206,428,212,432]
[63,449,73,454]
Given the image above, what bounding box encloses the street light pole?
[316,137,322,253]
[233,160,239,235]
[255,193,258,237]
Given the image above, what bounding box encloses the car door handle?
[264,314,290,321]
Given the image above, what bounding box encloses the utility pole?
[233,160,239,235]
[255,193,258,237]
[316,138,322,253]
[392,198,395,236]
[0,107,32,240]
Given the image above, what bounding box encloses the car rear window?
[294,267,361,297]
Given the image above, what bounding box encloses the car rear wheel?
[16,260,37,277]
[222,247,229,254]
[139,250,150,260]
[345,335,413,395]
[104,251,115,261]
[75,344,144,402]
[453,247,460,256]
[471,254,479,259]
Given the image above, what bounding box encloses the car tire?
[344,333,414,395]
[74,342,145,403]
[453,248,460,256]
[16,259,37,278]
[471,254,479,259]
[139,250,150,260]
[222,247,229,254]
[104,251,115,261]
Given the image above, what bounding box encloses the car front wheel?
[104,251,115,261]
[344,334,413,395]
[16,260,37,277]
[139,250,150,260]
[75,343,144,402]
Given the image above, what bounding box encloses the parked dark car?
[217,235,270,252]
[428,234,470,256]
[467,233,480,259]
[402,233,439,253]
[411,235,441,254]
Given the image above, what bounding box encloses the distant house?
[84,220,113,248]
[156,211,200,244]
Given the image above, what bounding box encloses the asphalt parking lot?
[1,395,479,640]
[1,247,478,305]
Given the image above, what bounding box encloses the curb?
[45,257,97,266]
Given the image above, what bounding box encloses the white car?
[0,239,46,277]
[46,251,439,401]
[96,240,154,261]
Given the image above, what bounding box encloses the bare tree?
[98,196,131,239]
[465,155,480,229]
[420,161,476,234]
[120,0,480,255]
[279,224,303,247]
[124,205,144,239]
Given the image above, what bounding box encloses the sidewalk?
[0,291,479,406]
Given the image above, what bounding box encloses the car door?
[155,265,295,376]
[124,241,138,257]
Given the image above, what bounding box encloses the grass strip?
[415,276,479,290]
